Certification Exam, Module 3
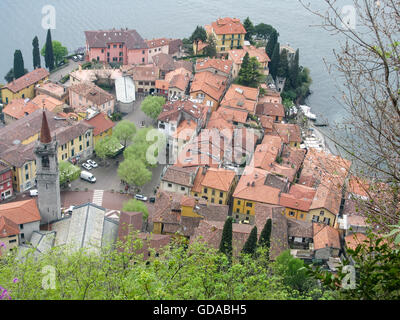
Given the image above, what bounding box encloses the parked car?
[149,197,156,203]
[80,171,96,183]
[86,159,98,168]
[135,194,148,202]
[29,189,38,197]
[78,54,85,61]
[82,163,92,171]
[57,60,65,67]
[72,56,79,62]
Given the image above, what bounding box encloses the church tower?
[34,111,61,225]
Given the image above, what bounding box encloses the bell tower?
[34,111,61,224]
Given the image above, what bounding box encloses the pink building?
[85,28,148,65]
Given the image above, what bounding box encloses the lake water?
[0,0,349,125]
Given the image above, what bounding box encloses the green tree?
[242,226,258,255]
[277,48,290,79]
[274,250,318,294]
[259,218,272,260]
[288,49,299,90]
[122,199,149,222]
[32,36,41,69]
[59,161,81,186]
[117,158,152,188]
[141,96,165,120]
[265,30,278,59]
[243,17,255,41]
[190,26,207,55]
[4,69,14,83]
[219,217,233,258]
[112,120,136,147]
[13,50,25,79]
[41,40,68,67]
[237,54,262,87]
[44,29,55,71]
[269,42,280,80]
[94,135,121,162]
[254,23,276,40]
[204,34,217,58]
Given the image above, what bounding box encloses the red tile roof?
[3,68,49,93]
[313,223,341,250]
[201,167,236,192]
[220,84,259,114]
[84,112,115,136]
[211,17,247,35]
[190,71,228,102]
[195,58,233,76]
[2,99,40,120]
[0,216,20,238]
[0,199,41,225]
[85,29,148,50]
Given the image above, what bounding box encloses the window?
[212,190,215,196]
[237,200,241,205]
[300,213,304,219]
[25,173,29,181]
[221,47,225,51]
[86,141,89,147]
[21,233,24,239]
[142,50,145,54]
[181,187,185,191]
[20,224,24,230]
[323,217,331,225]
[168,183,172,188]
[149,49,151,53]
[119,44,123,48]
[203,188,208,194]
[25,164,28,171]
[219,200,223,204]
[42,156,49,168]
[320,210,325,216]
[119,52,123,56]
[108,45,110,49]
[139,81,143,85]
[246,202,253,208]
[113,57,118,61]
[119,57,123,62]
[220,192,223,198]
[312,215,319,222]
[142,58,145,63]
[289,211,295,217]
[113,45,117,48]
[79,135,82,142]
[9,239,17,244]
[211,198,215,203]
[107,52,110,57]
[194,193,198,197]
[71,140,74,146]
[236,208,240,213]
[101,49,104,53]
[79,145,82,151]
[246,210,250,215]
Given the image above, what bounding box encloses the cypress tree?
[265,30,278,58]
[238,52,250,85]
[259,219,272,259]
[242,226,258,255]
[13,50,25,79]
[277,48,290,79]
[32,36,41,69]
[289,49,300,90]
[269,42,280,80]
[219,217,233,258]
[45,29,55,71]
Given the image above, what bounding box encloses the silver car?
[135,194,148,202]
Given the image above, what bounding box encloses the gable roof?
[220,84,259,113]
[84,112,115,136]
[2,99,40,120]
[3,68,49,93]
[201,167,236,192]
[195,58,233,75]
[0,216,20,238]
[0,199,41,225]
[162,165,198,187]
[69,83,115,106]
[190,71,227,101]
[313,223,341,250]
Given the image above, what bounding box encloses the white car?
[82,163,92,171]
[29,189,38,197]
[72,56,79,62]
[135,194,148,202]
[86,160,98,168]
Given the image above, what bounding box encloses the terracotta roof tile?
[2,99,40,120]
[0,199,41,225]
[0,216,20,238]
[195,58,233,76]
[161,165,198,187]
[3,68,49,93]
[220,84,259,114]
[85,29,148,50]
[313,223,341,250]
[69,83,115,106]
[344,233,368,250]
[211,17,247,35]
[84,112,115,136]
[190,71,227,102]
[200,167,236,192]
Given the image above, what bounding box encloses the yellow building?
[279,184,316,222]
[232,167,283,223]
[205,18,247,54]
[1,68,49,104]
[191,167,237,205]
[84,112,115,147]
[0,109,93,192]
